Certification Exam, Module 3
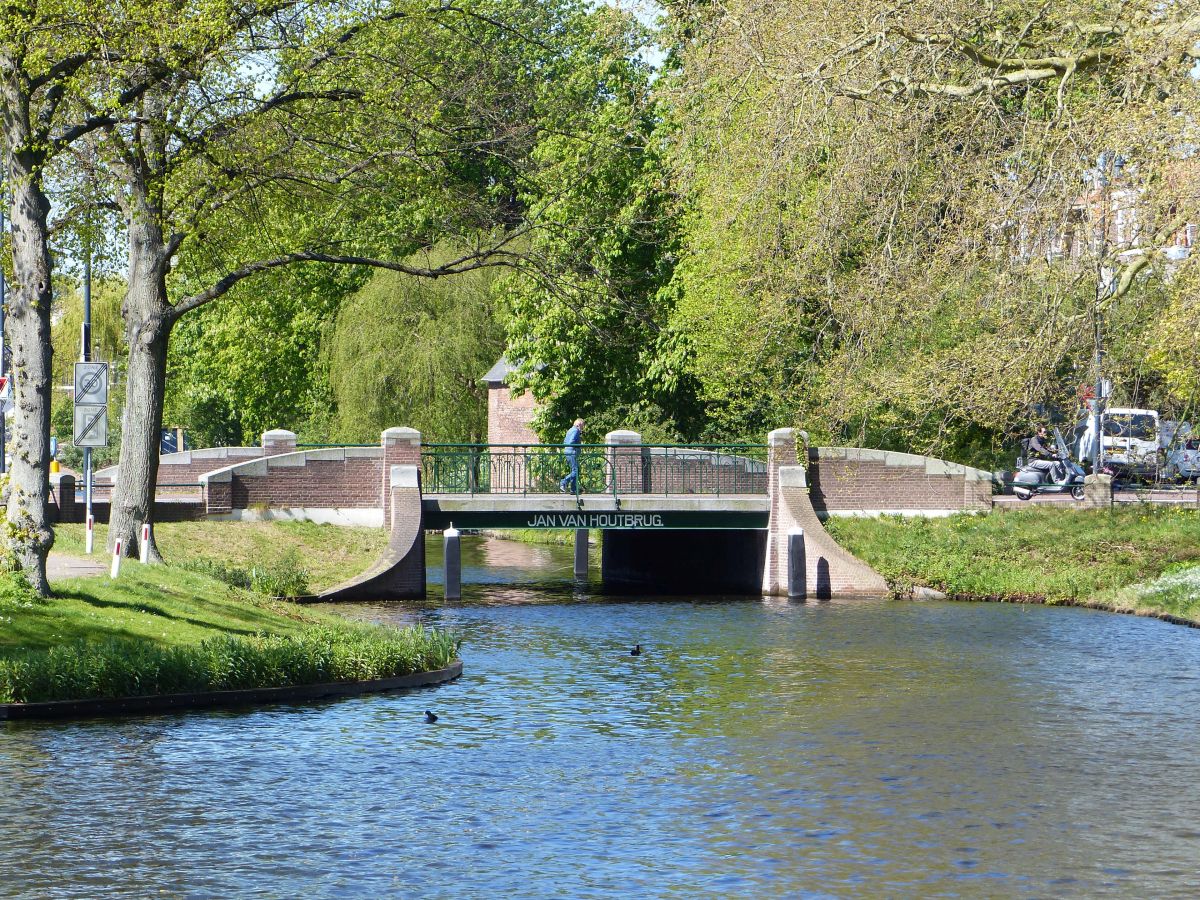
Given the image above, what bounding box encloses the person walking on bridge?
[559,418,584,494]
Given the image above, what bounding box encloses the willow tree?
[659,0,1200,458]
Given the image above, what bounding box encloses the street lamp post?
[0,201,6,476]
[1090,153,1114,477]
[82,245,93,530]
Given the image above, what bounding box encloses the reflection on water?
[3,535,1200,897]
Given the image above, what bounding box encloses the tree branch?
[169,238,532,321]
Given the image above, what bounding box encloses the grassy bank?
[1,526,454,704]
[54,520,388,593]
[480,528,600,547]
[827,505,1200,621]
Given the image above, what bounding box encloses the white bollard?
[110,539,123,579]
[140,523,151,564]
[443,524,461,601]
[85,515,94,555]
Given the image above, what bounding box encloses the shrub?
[178,558,253,590]
[0,569,46,611]
[180,549,310,598]
[249,548,310,598]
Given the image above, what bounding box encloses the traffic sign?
[74,362,108,406]
[73,404,108,447]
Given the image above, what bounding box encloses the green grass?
[0,526,457,704]
[1107,567,1200,622]
[54,520,388,592]
[2,563,324,653]
[481,528,600,547]
[827,505,1200,618]
[0,625,458,704]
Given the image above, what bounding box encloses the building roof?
[482,357,516,386]
[482,356,543,386]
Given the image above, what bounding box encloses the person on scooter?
[1028,426,1057,461]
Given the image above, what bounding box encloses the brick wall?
[319,465,426,600]
[95,431,299,496]
[50,476,203,523]
[382,428,421,523]
[488,386,538,445]
[808,447,993,514]
[201,448,384,514]
[761,429,888,597]
[96,447,267,495]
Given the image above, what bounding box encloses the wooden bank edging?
[0,660,462,721]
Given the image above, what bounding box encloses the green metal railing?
[421,443,768,497]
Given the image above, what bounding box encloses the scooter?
[1012,427,1087,500]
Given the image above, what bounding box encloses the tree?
[325,250,507,443]
[500,15,705,442]
[0,1,199,591]
[79,0,630,559]
[164,263,366,446]
[657,0,1200,460]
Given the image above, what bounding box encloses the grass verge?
[827,505,1200,621]
[1,554,456,705]
[54,520,388,593]
[480,528,600,547]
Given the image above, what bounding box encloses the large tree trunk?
[109,218,172,561]
[0,72,55,594]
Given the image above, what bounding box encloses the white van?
[1076,407,1160,477]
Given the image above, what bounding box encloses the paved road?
[46,552,107,581]
[993,488,1199,508]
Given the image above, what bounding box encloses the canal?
[3,534,1200,896]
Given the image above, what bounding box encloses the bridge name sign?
[422,505,767,530]
[527,513,665,529]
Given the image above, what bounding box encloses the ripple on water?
[3,537,1200,897]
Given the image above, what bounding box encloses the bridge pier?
[573,529,589,578]
[763,428,887,598]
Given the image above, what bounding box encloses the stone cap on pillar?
[767,428,798,468]
[261,429,297,452]
[767,428,796,447]
[605,429,642,446]
[382,427,422,447]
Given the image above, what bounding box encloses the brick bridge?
[62,425,993,600]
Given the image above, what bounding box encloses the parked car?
[1076,406,1161,478]
[1167,438,1200,482]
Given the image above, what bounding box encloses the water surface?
[3,535,1199,897]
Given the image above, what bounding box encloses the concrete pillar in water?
[574,528,588,578]
[787,528,806,599]
[444,525,461,600]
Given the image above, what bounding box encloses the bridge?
[64,424,994,600]
[419,435,770,531]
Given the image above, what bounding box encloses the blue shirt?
[564,425,582,454]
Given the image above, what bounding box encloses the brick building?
[483,357,539,446]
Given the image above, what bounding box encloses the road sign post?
[73,362,108,406]
[73,404,108,448]
[73,362,109,543]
